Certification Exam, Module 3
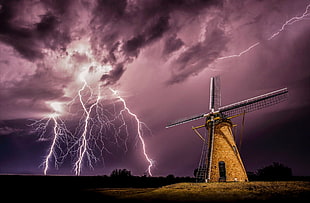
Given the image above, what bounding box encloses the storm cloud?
[0,0,225,89]
[167,18,229,84]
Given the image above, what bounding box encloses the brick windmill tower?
[166,76,288,182]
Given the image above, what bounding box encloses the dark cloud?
[36,13,58,35]
[122,15,170,57]
[0,0,223,86]
[166,20,229,85]
[35,13,71,50]
[0,12,43,61]
[100,63,125,86]
[95,0,127,19]
[139,0,222,16]
[0,0,71,60]
[89,0,223,85]
[163,34,184,56]
[144,15,170,43]
[42,0,73,15]
[123,35,145,58]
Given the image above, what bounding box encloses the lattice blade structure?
[209,76,221,111]
[195,135,208,182]
[219,88,288,117]
[166,113,205,128]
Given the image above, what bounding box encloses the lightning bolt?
[70,84,154,176]
[73,78,101,176]
[49,64,153,176]
[267,4,310,40]
[43,114,59,175]
[29,103,72,175]
[28,55,154,176]
[217,3,310,60]
[43,113,60,175]
[110,88,154,176]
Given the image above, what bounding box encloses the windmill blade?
[209,77,215,111]
[166,113,206,128]
[209,76,221,111]
[219,88,288,117]
[214,76,221,110]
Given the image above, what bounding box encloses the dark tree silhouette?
[110,168,132,177]
[166,174,175,179]
[256,162,292,180]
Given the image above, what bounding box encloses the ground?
[90,181,310,202]
[1,175,309,202]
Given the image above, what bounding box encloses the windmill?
[166,76,288,182]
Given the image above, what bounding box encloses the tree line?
[110,162,297,182]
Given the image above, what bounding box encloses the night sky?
[0,0,310,177]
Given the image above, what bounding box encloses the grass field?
[92,181,310,202]
[1,175,309,202]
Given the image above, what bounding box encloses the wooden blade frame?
[166,113,206,128]
[219,88,288,117]
[209,76,221,112]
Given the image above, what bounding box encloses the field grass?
[93,181,310,202]
[1,175,309,202]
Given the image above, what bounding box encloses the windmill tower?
[166,76,288,182]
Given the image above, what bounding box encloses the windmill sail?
[166,113,206,128]
[219,88,288,117]
[166,88,288,128]
[195,130,208,181]
[209,76,221,111]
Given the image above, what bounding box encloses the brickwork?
[207,120,248,182]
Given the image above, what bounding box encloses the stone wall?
[207,120,248,182]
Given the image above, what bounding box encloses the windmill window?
[218,161,226,182]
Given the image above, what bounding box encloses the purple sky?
[0,0,310,176]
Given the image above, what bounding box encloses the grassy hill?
[0,175,309,202]
[93,181,310,202]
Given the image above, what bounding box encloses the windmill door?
[218,161,226,182]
